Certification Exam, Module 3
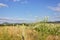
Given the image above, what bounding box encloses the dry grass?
[0,23,60,40]
[46,35,60,40]
[0,26,38,40]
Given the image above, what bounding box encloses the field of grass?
[0,23,60,40]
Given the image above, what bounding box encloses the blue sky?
[0,0,60,22]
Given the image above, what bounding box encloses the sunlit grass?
[0,23,60,40]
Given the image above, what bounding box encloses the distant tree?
[2,22,9,24]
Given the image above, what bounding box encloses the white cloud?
[13,0,20,2]
[48,3,60,12]
[12,0,28,4]
[20,1,28,4]
[58,3,60,7]
[0,3,8,8]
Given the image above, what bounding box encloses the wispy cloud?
[20,0,28,4]
[12,0,28,4]
[48,3,60,12]
[13,0,20,2]
[0,3,8,8]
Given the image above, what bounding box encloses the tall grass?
[0,17,60,40]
